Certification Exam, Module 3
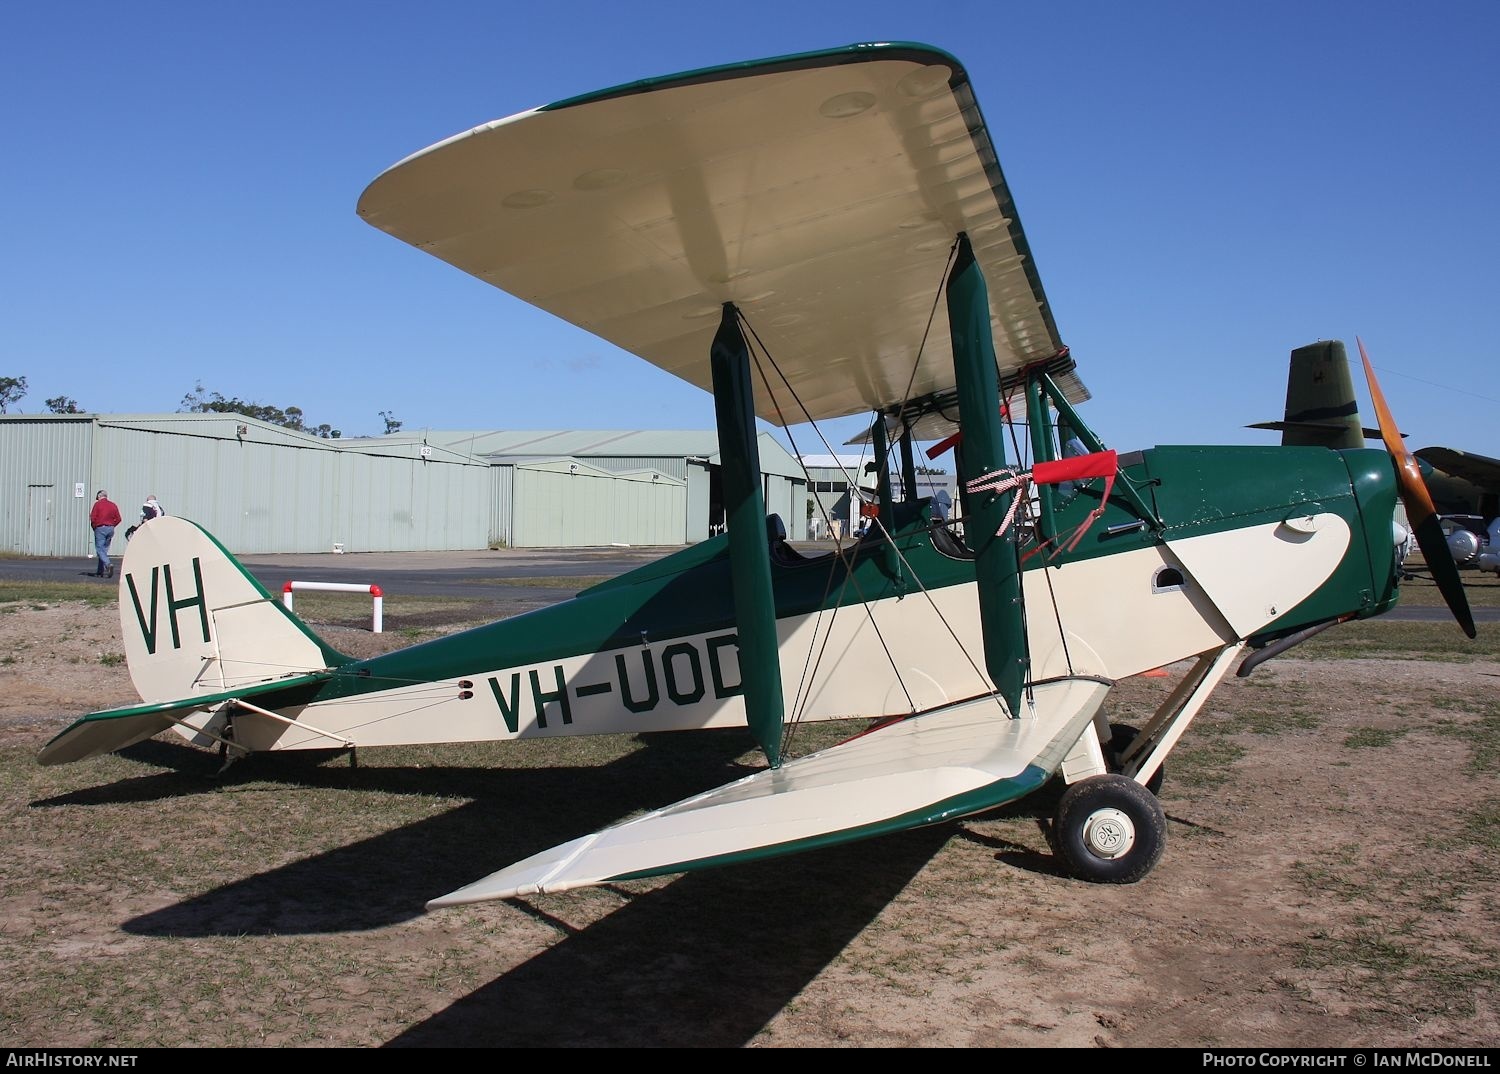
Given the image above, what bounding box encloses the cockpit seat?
[766,513,806,565]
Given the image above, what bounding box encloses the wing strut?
[898,426,918,501]
[947,233,1028,715]
[711,304,786,766]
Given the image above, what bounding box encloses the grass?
[1163,737,1247,790]
[1207,707,1321,735]
[1291,857,1493,1011]
[1395,568,1500,608]
[1466,797,1500,851]
[1300,620,1498,661]
[284,592,498,634]
[3,680,1495,1046]
[1429,696,1500,774]
[1343,727,1407,749]
[1280,681,1500,1026]
[0,580,117,608]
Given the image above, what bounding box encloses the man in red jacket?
[89,490,122,578]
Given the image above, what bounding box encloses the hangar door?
[25,485,54,556]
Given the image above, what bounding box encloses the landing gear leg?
[1109,723,1164,795]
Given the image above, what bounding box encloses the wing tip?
[426,882,535,910]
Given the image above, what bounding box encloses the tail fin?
[117,517,348,703]
[1247,340,1372,450]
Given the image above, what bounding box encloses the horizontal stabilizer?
[37,672,332,766]
[429,679,1110,907]
[1247,420,1387,442]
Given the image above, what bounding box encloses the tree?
[45,396,83,414]
[379,410,403,435]
[0,375,27,413]
[180,382,340,438]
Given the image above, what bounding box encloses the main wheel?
[1052,774,1167,884]
[1109,722,1164,796]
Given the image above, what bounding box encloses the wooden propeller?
[1358,338,1476,638]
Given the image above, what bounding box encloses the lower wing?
[429,677,1109,907]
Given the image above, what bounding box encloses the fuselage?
[190,444,1401,753]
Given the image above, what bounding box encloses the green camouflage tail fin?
[1249,340,1372,450]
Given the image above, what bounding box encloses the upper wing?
[357,43,1086,433]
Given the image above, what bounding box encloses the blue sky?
[3,1,1496,459]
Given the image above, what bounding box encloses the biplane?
[39,43,1475,907]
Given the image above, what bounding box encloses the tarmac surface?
[2,544,1494,623]
[1,545,673,606]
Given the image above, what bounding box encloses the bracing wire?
[864,510,1010,717]
[734,239,1012,734]
[739,312,918,752]
[893,239,962,432]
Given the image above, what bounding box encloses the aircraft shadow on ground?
[384,827,951,1048]
[101,728,966,1045]
[33,738,314,807]
[107,728,1068,938]
[94,730,1065,1045]
[116,730,768,936]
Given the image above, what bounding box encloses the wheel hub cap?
[1082,807,1136,859]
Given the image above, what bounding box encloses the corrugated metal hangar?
[1,414,807,555]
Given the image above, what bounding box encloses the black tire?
[1109,722,1164,796]
[1052,773,1167,884]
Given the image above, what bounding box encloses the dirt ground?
[1,597,1496,1048]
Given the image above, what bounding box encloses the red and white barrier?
[282,581,384,633]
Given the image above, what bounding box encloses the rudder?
[117,517,348,704]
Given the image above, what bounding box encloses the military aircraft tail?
[1248,340,1372,450]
